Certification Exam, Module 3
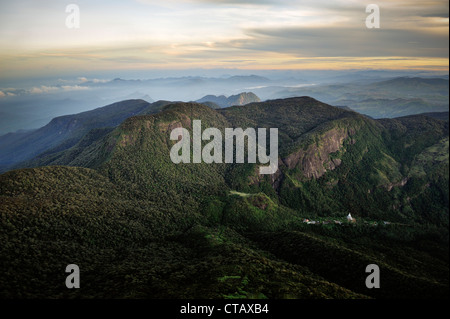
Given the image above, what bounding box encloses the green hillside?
[196,92,261,108]
[0,97,448,299]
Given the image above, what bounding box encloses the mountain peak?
[196,92,261,108]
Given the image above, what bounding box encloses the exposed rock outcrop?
[283,127,354,179]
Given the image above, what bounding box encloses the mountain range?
[0,92,260,172]
[1,75,447,136]
[0,99,172,172]
[0,96,448,299]
[253,77,449,118]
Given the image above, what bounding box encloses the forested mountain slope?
[1,97,448,299]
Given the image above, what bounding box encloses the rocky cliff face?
[246,124,357,191]
[282,126,355,179]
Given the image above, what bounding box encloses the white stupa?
[347,213,353,221]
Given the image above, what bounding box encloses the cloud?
[0,91,5,97]
[0,0,447,74]
[91,79,109,83]
[28,85,89,94]
[135,0,280,6]
[29,86,59,94]
[78,77,109,84]
[420,12,449,18]
[236,25,449,58]
[61,85,90,91]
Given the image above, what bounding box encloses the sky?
[0,0,448,80]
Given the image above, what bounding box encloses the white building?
[347,213,356,223]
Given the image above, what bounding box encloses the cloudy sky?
[0,0,448,79]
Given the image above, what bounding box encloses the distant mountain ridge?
[417,111,449,121]
[337,97,446,119]
[258,76,449,118]
[371,76,449,93]
[0,99,171,172]
[196,92,261,108]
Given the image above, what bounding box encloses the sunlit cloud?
[0,0,448,77]
[29,86,60,94]
[28,85,89,94]
[61,85,90,91]
[78,77,109,83]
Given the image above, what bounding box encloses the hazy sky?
[0,0,448,79]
